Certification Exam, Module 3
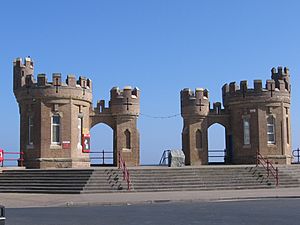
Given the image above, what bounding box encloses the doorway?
[208,123,226,164]
[90,123,114,166]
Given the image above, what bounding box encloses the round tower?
[222,66,291,164]
[180,88,210,165]
[109,86,140,166]
[13,57,93,168]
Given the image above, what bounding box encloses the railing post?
[267,160,270,177]
[298,148,300,164]
[1,149,4,167]
[102,150,105,165]
[118,151,121,169]
[276,167,279,186]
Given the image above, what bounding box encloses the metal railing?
[208,149,226,163]
[89,150,113,165]
[118,151,131,190]
[0,149,24,167]
[256,150,279,186]
[159,150,171,166]
[292,148,300,164]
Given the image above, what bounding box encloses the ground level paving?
[5,199,300,225]
[1,187,300,208]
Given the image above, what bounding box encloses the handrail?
[159,150,171,166]
[0,149,24,167]
[256,150,279,186]
[118,151,131,190]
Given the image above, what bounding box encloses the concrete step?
[0,165,299,194]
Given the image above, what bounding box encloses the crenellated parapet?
[222,67,291,107]
[181,88,209,117]
[109,86,140,116]
[13,57,92,103]
[13,57,34,91]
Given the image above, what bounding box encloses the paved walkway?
[2,187,300,208]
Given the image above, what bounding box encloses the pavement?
[2,187,300,208]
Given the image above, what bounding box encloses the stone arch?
[90,116,115,130]
[207,123,226,164]
[89,122,114,165]
[207,115,230,131]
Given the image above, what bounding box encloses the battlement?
[222,78,289,96]
[22,73,92,90]
[110,86,140,99]
[181,88,210,117]
[222,67,291,107]
[109,86,140,116]
[181,88,209,102]
[13,57,93,103]
[13,57,92,91]
[271,66,289,78]
[13,57,34,68]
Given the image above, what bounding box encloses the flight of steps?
[0,169,94,194]
[0,165,299,194]
[81,168,128,193]
[276,165,300,188]
[128,166,277,192]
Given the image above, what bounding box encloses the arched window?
[267,115,275,144]
[243,118,250,145]
[196,129,202,149]
[125,129,131,149]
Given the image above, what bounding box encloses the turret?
[13,57,34,92]
[271,66,290,91]
[109,86,140,116]
[180,88,209,117]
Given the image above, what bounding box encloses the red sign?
[0,149,3,162]
[62,141,71,149]
[82,134,90,153]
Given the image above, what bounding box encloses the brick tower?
[181,67,292,165]
[13,57,140,168]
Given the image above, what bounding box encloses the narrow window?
[267,116,275,144]
[78,117,83,149]
[125,129,131,149]
[286,117,290,144]
[28,116,34,145]
[243,118,250,145]
[196,129,202,149]
[52,115,60,144]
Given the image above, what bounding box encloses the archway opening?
[208,123,226,164]
[90,123,114,166]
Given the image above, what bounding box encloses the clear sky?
[1,0,299,164]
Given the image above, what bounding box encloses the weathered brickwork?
[13,57,140,168]
[181,67,292,165]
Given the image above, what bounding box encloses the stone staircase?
[0,165,299,194]
[0,169,93,194]
[277,165,300,187]
[81,168,127,193]
[128,166,276,192]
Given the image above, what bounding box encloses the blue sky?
[1,0,299,164]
